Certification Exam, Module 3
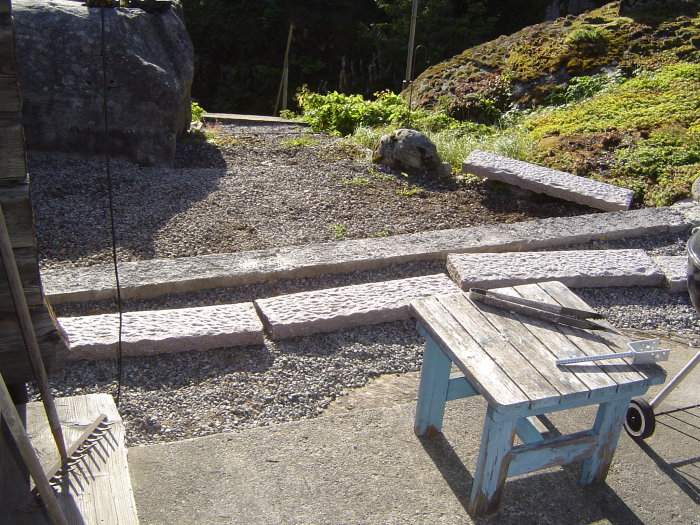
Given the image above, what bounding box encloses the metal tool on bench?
[468,288,608,330]
[556,338,670,366]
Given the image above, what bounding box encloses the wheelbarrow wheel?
[624,397,656,440]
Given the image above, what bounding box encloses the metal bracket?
[556,338,670,366]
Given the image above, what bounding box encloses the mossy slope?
[408,1,700,206]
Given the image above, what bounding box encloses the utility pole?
[403,0,418,91]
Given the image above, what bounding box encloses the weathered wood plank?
[25,394,139,524]
[532,281,656,390]
[414,334,453,436]
[0,185,37,248]
[579,398,629,486]
[507,430,597,477]
[437,293,562,411]
[445,372,478,401]
[411,295,530,413]
[0,120,27,180]
[461,289,593,403]
[0,307,67,383]
[491,284,619,396]
[468,406,516,517]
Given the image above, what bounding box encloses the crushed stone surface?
[27,123,700,446]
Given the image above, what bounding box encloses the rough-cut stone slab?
[653,256,688,292]
[671,200,700,226]
[254,274,459,340]
[463,150,634,211]
[447,249,664,290]
[58,303,264,360]
[42,207,688,304]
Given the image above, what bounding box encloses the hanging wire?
[99,5,125,407]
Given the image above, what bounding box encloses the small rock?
[373,129,443,175]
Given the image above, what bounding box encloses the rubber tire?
[624,397,656,440]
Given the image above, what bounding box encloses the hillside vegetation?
[289,1,700,207]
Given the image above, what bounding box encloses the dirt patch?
[30,122,594,271]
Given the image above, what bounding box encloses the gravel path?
[28,122,591,272]
[26,122,700,446]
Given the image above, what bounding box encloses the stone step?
[463,150,634,211]
[41,206,689,304]
[254,274,459,340]
[447,249,664,290]
[58,303,264,360]
[653,255,688,292]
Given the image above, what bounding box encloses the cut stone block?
[447,249,664,290]
[254,274,459,340]
[42,207,688,304]
[463,150,634,211]
[653,255,688,292]
[58,303,264,360]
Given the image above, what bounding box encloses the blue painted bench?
[410,280,666,517]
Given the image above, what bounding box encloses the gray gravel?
[26,124,700,446]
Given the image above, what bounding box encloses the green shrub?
[614,126,700,205]
[528,63,700,136]
[294,88,462,136]
[191,101,206,122]
[545,71,625,105]
[566,26,609,46]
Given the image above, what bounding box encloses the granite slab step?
[58,303,264,360]
[254,274,459,340]
[653,255,688,292]
[41,207,689,304]
[447,249,664,290]
[463,150,634,211]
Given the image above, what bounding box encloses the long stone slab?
[58,302,264,360]
[447,249,664,290]
[463,150,634,211]
[653,255,688,292]
[254,274,459,340]
[41,206,688,304]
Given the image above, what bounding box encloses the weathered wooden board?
[411,294,531,413]
[0,121,27,180]
[0,0,68,384]
[0,394,141,524]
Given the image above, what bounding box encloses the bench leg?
[468,407,516,517]
[414,335,452,437]
[580,398,629,486]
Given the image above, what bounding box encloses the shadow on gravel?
[28,139,227,264]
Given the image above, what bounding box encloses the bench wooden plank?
[437,293,562,411]
[411,295,530,413]
[533,281,660,389]
[460,291,593,403]
[489,285,619,396]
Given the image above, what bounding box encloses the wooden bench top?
[411,280,666,415]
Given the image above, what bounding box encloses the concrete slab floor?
[128,332,699,525]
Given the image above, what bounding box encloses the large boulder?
[12,0,193,166]
[373,128,448,176]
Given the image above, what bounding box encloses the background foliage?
[181,0,593,114]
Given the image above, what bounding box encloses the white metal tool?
[556,338,670,366]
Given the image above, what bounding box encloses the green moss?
[528,63,700,136]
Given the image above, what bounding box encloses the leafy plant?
[328,224,349,240]
[566,26,609,46]
[396,182,423,197]
[545,71,625,106]
[191,101,206,122]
